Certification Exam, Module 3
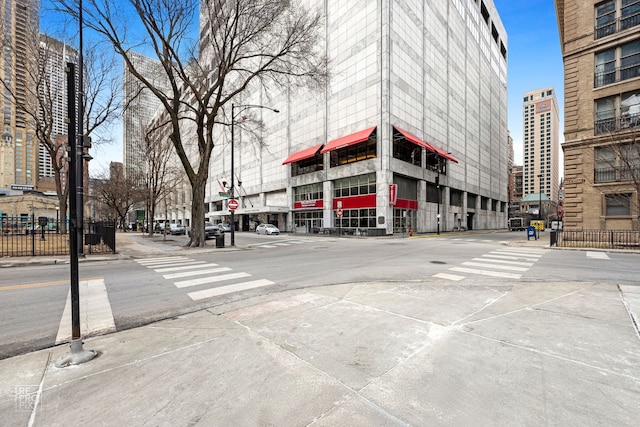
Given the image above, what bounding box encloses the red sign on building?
[389,184,397,205]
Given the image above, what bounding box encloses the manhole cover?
[431,260,447,264]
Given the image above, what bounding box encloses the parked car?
[188,223,222,239]
[217,223,232,232]
[169,223,186,235]
[256,224,280,235]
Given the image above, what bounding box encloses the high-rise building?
[36,34,77,193]
[522,88,560,205]
[1,0,39,192]
[122,51,168,184]
[202,1,509,234]
[555,0,640,230]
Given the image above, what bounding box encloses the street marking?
[462,261,528,272]
[55,277,115,343]
[259,245,277,248]
[481,254,540,262]
[494,250,544,257]
[137,256,190,264]
[187,279,275,300]
[473,257,534,266]
[153,262,212,272]
[163,267,232,280]
[587,251,610,259]
[272,243,290,246]
[450,267,522,279]
[433,272,465,281]
[174,272,252,288]
[0,277,102,292]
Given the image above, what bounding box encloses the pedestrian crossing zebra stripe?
[153,262,212,272]
[163,267,232,280]
[136,256,191,264]
[472,257,534,266]
[461,261,529,272]
[174,272,252,288]
[450,266,522,279]
[187,279,276,301]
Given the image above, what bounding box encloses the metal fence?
[556,229,640,250]
[0,216,116,257]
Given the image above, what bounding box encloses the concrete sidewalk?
[1,280,639,425]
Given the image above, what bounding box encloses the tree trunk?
[188,176,208,247]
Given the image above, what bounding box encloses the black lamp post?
[230,104,279,246]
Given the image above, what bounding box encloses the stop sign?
[228,199,239,210]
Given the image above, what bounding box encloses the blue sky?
[494,0,564,166]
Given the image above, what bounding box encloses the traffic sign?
[219,192,232,198]
[228,199,239,210]
[337,208,343,217]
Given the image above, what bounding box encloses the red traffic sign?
[228,199,239,210]
[337,208,343,217]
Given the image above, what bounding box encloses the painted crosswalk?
[435,247,548,281]
[136,256,276,300]
[252,239,310,249]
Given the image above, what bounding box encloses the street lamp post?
[230,104,279,246]
[56,206,60,233]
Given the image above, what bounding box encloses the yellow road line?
[0,277,103,291]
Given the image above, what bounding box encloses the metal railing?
[595,112,640,134]
[555,229,640,249]
[595,12,640,39]
[0,217,116,257]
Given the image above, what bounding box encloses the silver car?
[256,224,280,235]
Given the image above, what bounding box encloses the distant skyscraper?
[1,0,39,191]
[122,52,168,184]
[37,34,77,191]
[522,88,560,203]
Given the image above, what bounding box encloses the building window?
[596,0,640,38]
[392,128,422,166]
[605,193,631,215]
[293,183,323,202]
[595,49,616,86]
[620,39,640,80]
[595,145,640,182]
[334,174,376,198]
[329,129,377,167]
[335,208,376,229]
[291,154,323,176]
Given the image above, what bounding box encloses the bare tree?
[0,32,121,234]
[593,133,640,228]
[91,167,144,230]
[142,117,184,237]
[54,0,327,246]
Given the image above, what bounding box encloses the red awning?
[282,144,323,165]
[320,126,376,154]
[394,126,458,163]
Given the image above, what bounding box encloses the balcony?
[595,111,640,134]
[595,165,640,183]
[594,54,640,87]
[596,12,640,39]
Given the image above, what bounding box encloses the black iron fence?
[0,216,116,257]
[555,229,640,250]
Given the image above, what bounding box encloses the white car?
[256,224,280,235]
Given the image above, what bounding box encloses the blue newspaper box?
[526,225,537,240]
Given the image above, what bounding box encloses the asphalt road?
[1,231,638,359]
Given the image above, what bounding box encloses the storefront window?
[334,174,376,198]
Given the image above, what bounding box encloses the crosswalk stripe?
[272,243,290,246]
[259,245,277,248]
[55,278,116,344]
[473,257,534,266]
[138,259,193,267]
[163,267,231,280]
[187,279,276,300]
[462,261,528,272]
[433,272,465,281]
[587,251,610,259]
[481,254,540,262]
[450,267,522,279]
[493,250,543,257]
[137,256,190,264]
[153,262,213,273]
[174,272,252,288]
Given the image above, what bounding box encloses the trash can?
[215,234,225,248]
[550,230,557,247]
[526,225,537,241]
